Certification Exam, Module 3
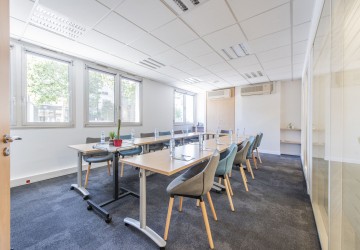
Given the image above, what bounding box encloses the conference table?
[120,135,244,249]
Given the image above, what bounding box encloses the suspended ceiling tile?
[240,3,290,40]
[293,53,305,64]
[176,39,213,59]
[293,40,308,55]
[202,24,246,51]
[156,66,191,79]
[39,0,110,27]
[228,55,259,70]
[265,65,291,74]
[97,0,125,9]
[235,63,264,74]
[192,52,225,67]
[172,59,202,72]
[257,45,291,63]
[262,57,291,71]
[129,33,170,56]
[187,67,211,77]
[10,18,26,38]
[216,70,241,78]
[293,0,315,26]
[78,30,126,54]
[181,0,236,36]
[112,45,148,62]
[293,21,311,43]
[10,0,34,22]
[267,72,292,81]
[206,62,234,73]
[152,49,188,65]
[115,0,176,32]
[248,29,291,53]
[227,0,289,22]
[95,12,146,44]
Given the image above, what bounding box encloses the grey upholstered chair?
[173,130,184,145]
[220,129,230,134]
[254,132,263,164]
[119,134,142,177]
[215,143,237,211]
[83,137,113,188]
[140,132,164,151]
[164,151,220,249]
[251,134,260,169]
[233,140,254,192]
[246,136,257,171]
[159,131,181,148]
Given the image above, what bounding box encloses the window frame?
[173,89,196,126]
[21,47,75,128]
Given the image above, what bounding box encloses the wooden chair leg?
[225,175,234,196]
[218,177,222,185]
[256,148,262,163]
[164,197,174,240]
[200,200,215,249]
[224,177,235,211]
[196,199,200,207]
[239,165,249,192]
[246,159,255,179]
[179,196,183,212]
[85,164,91,188]
[252,153,258,169]
[107,161,111,176]
[120,162,124,177]
[206,192,217,221]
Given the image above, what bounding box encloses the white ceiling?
[9,0,315,93]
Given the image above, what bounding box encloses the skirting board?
[10,163,105,188]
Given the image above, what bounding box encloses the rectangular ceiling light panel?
[183,77,202,84]
[30,4,87,40]
[139,58,165,69]
[221,42,251,60]
[240,70,264,79]
[164,0,209,14]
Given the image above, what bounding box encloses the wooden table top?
[68,141,135,154]
[120,136,245,176]
[132,132,216,146]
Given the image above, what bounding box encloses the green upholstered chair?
[119,134,142,177]
[164,151,220,249]
[233,140,254,192]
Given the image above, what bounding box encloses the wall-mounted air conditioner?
[207,89,231,100]
[241,83,273,96]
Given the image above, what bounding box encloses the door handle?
[3,134,22,143]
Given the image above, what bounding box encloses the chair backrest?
[202,150,221,194]
[257,133,263,148]
[159,131,171,136]
[234,140,250,165]
[220,129,230,134]
[217,143,237,175]
[86,137,109,143]
[246,136,256,159]
[140,132,154,138]
[253,134,260,151]
[120,134,131,140]
[174,130,183,134]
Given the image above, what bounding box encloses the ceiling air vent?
[139,58,165,69]
[240,70,264,79]
[241,83,273,96]
[183,77,202,84]
[30,4,87,40]
[221,43,251,60]
[207,89,231,100]
[164,0,209,14]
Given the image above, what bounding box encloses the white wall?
[196,92,206,125]
[235,82,281,155]
[10,58,176,186]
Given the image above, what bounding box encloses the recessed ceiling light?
[241,70,265,79]
[30,4,87,40]
[221,43,251,60]
[139,58,165,69]
[164,0,209,14]
[183,77,202,84]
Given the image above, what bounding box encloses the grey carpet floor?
[11,154,320,250]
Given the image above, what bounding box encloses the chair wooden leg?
[107,161,111,176]
[224,177,235,211]
[218,177,222,185]
[252,153,258,169]
[85,164,91,188]
[164,197,174,240]
[246,159,255,179]
[256,148,262,163]
[239,165,249,192]
[196,199,200,207]
[179,196,183,212]
[206,192,217,221]
[225,175,234,196]
[120,162,124,177]
[200,200,215,249]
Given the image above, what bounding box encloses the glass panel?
[121,78,140,123]
[185,94,194,123]
[26,53,70,123]
[174,92,184,123]
[88,69,115,123]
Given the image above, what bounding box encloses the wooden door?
[0,0,11,249]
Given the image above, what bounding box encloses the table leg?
[124,168,166,249]
[70,151,90,199]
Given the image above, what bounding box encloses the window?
[85,65,142,126]
[87,68,116,124]
[121,78,141,124]
[23,50,73,126]
[174,91,195,124]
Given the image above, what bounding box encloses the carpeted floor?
[11,154,320,250]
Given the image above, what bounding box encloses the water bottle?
[169,138,175,157]
[229,130,233,142]
[154,128,158,139]
[199,134,203,150]
[130,129,135,143]
[171,129,174,137]
[195,126,198,133]
[243,128,246,138]
[236,128,240,139]
[100,131,105,144]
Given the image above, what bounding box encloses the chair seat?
[83,154,113,163]
[119,147,142,157]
